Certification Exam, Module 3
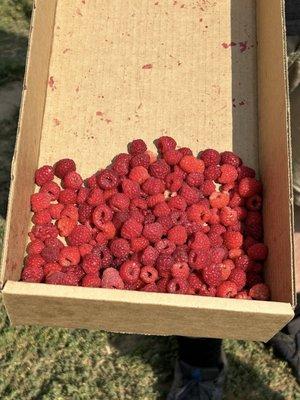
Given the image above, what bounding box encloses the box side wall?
[0,0,58,287]
[257,0,295,304]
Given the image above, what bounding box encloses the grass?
[0,1,300,399]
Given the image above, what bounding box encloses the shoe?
[167,351,227,400]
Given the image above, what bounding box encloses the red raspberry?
[41,245,60,262]
[119,260,140,284]
[140,265,159,283]
[243,236,258,251]
[61,271,80,286]
[82,253,101,274]
[112,211,130,230]
[179,155,204,173]
[130,197,147,211]
[142,177,165,195]
[57,216,76,237]
[43,262,62,277]
[234,206,247,221]
[247,243,268,261]
[112,153,131,176]
[167,225,187,246]
[102,268,125,289]
[45,271,65,285]
[97,222,116,240]
[107,194,128,213]
[63,171,83,190]
[239,178,262,198]
[87,188,104,206]
[246,271,263,287]
[210,247,228,263]
[157,278,169,292]
[199,179,215,197]
[165,172,183,192]
[85,174,98,188]
[229,248,244,259]
[121,218,143,239]
[178,147,193,157]
[229,267,246,291]
[60,204,78,222]
[76,187,90,204]
[59,189,77,204]
[149,159,170,179]
[31,192,51,212]
[180,184,200,205]
[220,259,235,280]
[49,203,64,220]
[237,165,256,180]
[67,225,92,246]
[54,158,76,179]
[130,209,145,224]
[200,149,221,166]
[249,283,270,300]
[147,193,165,208]
[92,245,112,268]
[167,278,188,294]
[44,237,64,249]
[235,255,253,271]
[210,224,226,235]
[190,231,211,251]
[82,274,102,287]
[32,209,52,225]
[156,136,177,153]
[124,279,144,291]
[21,265,44,283]
[26,239,45,255]
[141,245,158,266]
[129,166,149,184]
[97,169,118,189]
[220,151,241,167]
[131,236,149,252]
[31,223,58,241]
[25,254,45,269]
[229,192,244,208]
[168,195,187,211]
[157,215,173,234]
[204,165,221,181]
[110,238,131,258]
[59,246,80,267]
[245,211,262,227]
[173,245,188,263]
[208,231,223,247]
[92,205,113,229]
[154,239,176,255]
[246,195,262,211]
[186,172,204,187]
[79,243,93,257]
[216,281,238,298]
[40,181,60,200]
[219,206,238,226]
[208,208,220,225]
[218,164,238,184]
[77,204,92,224]
[35,165,54,186]
[157,254,173,277]
[163,149,183,165]
[141,283,159,292]
[129,139,147,155]
[153,202,170,217]
[130,152,151,169]
[187,204,210,223]
[188,249,211,270]
[223,231,243,249]
[122,178,141,199]
[202,264,223,287]
[235,291,252,300]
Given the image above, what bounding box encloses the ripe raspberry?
[130,197,147,211]
[154,239,176,255]
[167,278,188,294]
[180,184,200,205]
[21,265,44,283]
[85,174,98,189]
[222,258,235,275]
[141,245,158,266]
[235,255,253,271]
[202,264,223,287]
[40,181,60,200]
[122,178,141,199]
[157,278,169,292]
[234,206,247,221]
[92,245,112,268]
[190,231,211,251]
[229,267,246,291]
[178,147,193,157]
[43,262,62,277]
[129,139,147,155]
[165,172,183,192]
[130,209,145,224]
[61,204,79,222]
[149,159,170,179]
[216,281,238,298]
[229,192,244,208]
[239,178,262,198]
[200,180,215,196]
[163,149,183,165]
[204,165,221,181]
[54,158,76,179]
[79,243,93,257]
[219,206,238,226]
[45,237,64,249]
[208,231,223,247]
[243,236,258,251]
[167,225,187,246]
[57,216,76,237]
[249,283,270,300]
[156,136,177,153]
[49,203,64,220]
[246,271,263,287]
[157,254,173,277]
[220,151,241,167]
[87,188,104,206]
[61,271,80,286]
[97,169,118,189]
[121,218,143,239]
[45,271,65,285]
[140,265,159,283]
[237,165,256,180]
[147,193,165,208]
[82,253,101,274]
[25,254,45,269]
[130,152,151,169]
[188,249,211,270]
[82,274,102,287]
[247,243,268,261]
[168,195,187,211]
[186,172,204,188]
[92,205,113,228]
[187,204,210,223]
[97,222,116,240]
[208,208,220,225]
[119,260,141,284]
[35,165,54,186]
[142,177,165,195]
[210,247,228,264]
[124,279,144,291]
[67,225,91,246]
[32,209,52,225]
[179,155,205,173]
[218,164,238,184]
[77,204,92,224]
[141,283,159,292]
[228,248,244,259]
[59,189,77,204]
[110,238,131,258]
[102,267,125,289]
[246,195,262,211]
[63,171,83,190]
[131,236,149,252]
[26,239,45,255]
[76,187,89,204]
[31,223,58,241]
[153,201,170,217]
[41,245,60,262]
[245,211,262,227]
[200,149,221,166]
[223,231,243,249]
[235,291,252,300]
[31,192,51,212]
[59,246,80,267]
[129,166,149,184]
[210,224,226,235]
[113,210,130,231]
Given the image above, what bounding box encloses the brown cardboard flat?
[0,0,295,340]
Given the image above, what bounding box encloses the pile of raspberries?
[21,136,270,300]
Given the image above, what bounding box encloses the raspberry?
[153,202,170,217]
[243,236,258,251]
[43,262,62,277]
[102,268,125,289]
[31,223,58,241]
[92,205,113,228]
[188,249,211,270]
[208,232,223,247]
[186,172,204,187]
[112,153,131,176]
[130,210,145,224]
[229,267,246,291]
[210,247,228,264]
[67,225,91,246]
[156,136,177,153]
[54,158,76,179]
[63,171,83,190]
[204,165,221,181]
[163,149,182,165]
[237,165,256,180]
[32,209,52,225]
[59,246,80,267]
[179,155,205,173]
[119,260,141,283]
[239,178,262,198]
[167,278,188,294]
[190,231,211,251]
[201,180,216,196]
[122,178,141,199]
[44,237,64,249]
[247,243,268,261]
[157,278,169,292]
[208,208,220,225]
[246,195,262,211]
[25,254,45,269]
[154,239,176,254]
[210,224,226,235]
[220,151,241,167]
[219,206,238,226]
[87,188,104,206]
[124,278,144,291]
[62,271,80,286]
[128,139,147,155]
[130,197,147,211]
[61,204,79,222]
[234,206,247,221]
[249,283,270,300]
[79,243,93,257]
[141,283,159,292]
[202,264,223,287]
[235,255,253,271]
[77,187,90,204]
[156,215,173,234]
[26,239,45,255]
[218,164,238,184]
[165,172,183,192]
[78,204,92,224]
[121,218,143,239]
[229,192,244,208]
[82,274,102,287]
[235,291,252,300]
[92,245,112,268]
[187,204,210,223]
[149,159,170,179]
[49,203,64,220]
[45,271,65,285]
[97,222,116,240]
[82,253,101,274]
[245,211,262,227]
[35,165,54,186]
[167,225,187,246]
[41,245,60,262]
[168,195,187,211]
[246,271,263,287]
[228,248,244,259]
[59,189,77,204]
[222,259,235,277]
[110,238,131,258]
[141,245,158,266]
[31,192,51,212]
[180,184,200,205]
[85,174,97,188]
[216,281,238,298]
[57,216,76,237]
[40,181,60,200]
[223,231,243,249]
[97,169,118,189]
[200,149,221,166]
[147,194,165,208]
[178,147,193,157]
[112,211,130,230]
[140,265,159,283]
[157,254,173,277]
[129,166,149,184]
[130,152,150,168]
[131,236,149,252]
[21,265,44,283]
[142,177,165,195]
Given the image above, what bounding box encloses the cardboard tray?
[0,0,295,341]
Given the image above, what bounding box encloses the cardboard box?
[0,0,295,341]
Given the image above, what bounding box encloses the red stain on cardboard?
[105,119,112,124]
[53,118,60,126]
[142,64,153,69]
[48,76,56,91]
[63,48,71,54]
[82,0,86,3]
[75,86,79,93]
[76,8,83,16]
[239,41,248,53]
[221,42,236,49]
[96,111,104,117]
